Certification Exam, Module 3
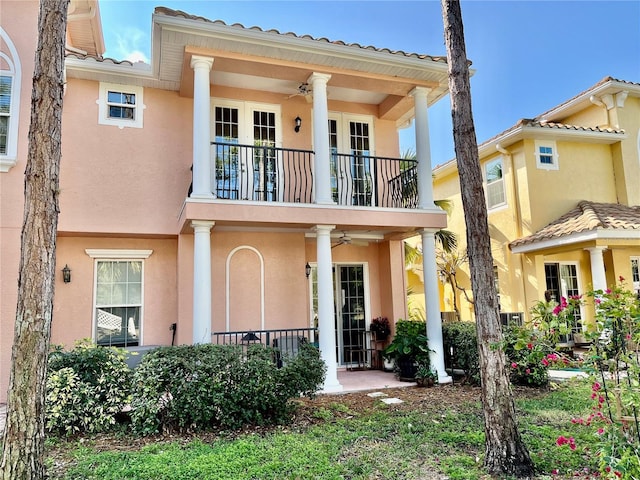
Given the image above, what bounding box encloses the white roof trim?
[511,228,640,254]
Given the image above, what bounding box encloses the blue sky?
[98,0,640,166]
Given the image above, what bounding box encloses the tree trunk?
[440,1,535,477]
[0,1,69,478]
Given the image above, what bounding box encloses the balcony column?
[420,228,452,384]
[586,246,608,291]
[410,87,434,209]
[192,220,215,344]
[308,73,333,204]
[315,224,343,392]
[190,55,215,198]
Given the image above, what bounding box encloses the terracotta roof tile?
[153,6,449,64]
[510,202,640,249]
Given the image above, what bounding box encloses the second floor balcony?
[208,141,418,209]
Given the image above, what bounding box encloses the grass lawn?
[45,378,597,479]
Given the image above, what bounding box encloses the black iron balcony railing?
[213,142,314,203]
[209,141,418,208]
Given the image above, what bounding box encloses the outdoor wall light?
[305,262,311,278]
[62,264,71,283]
[294,116,302,133]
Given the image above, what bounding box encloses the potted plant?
[370,316,391,340]
[383,319,431,381]
[415,363,438,387]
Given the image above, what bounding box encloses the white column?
[308,73,333,205]
[587,246,608,291]
[421,228,452,384]
[410,87,434,209]
[190,55,215,198]
[192,220,214,344]
[316,224,342,392]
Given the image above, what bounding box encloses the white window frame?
[86,249,152,346]
[631,257,639,295]
[98,82,145,129]
[484,156,506,210]
[0,27,21,172]
[535,140,559,170]
[211,98,282,146]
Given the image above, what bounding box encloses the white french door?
[310,263,370,366]
[328,114,375,206]
[212,100,282,200]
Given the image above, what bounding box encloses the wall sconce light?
[62,264,71,283]
[294,116,302,133]
[305,262,311,278]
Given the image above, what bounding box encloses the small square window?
[535,141,559,170]
[98,83,144,128]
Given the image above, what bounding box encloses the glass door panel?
[349,121,372,206]
[214,106,240,199]
[252,110,278,201]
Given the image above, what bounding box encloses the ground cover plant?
[46,379,600,479]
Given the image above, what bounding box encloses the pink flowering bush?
[554,280,640,479]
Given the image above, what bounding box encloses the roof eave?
[510,228,640,254]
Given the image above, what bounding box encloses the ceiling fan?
[332,231,369,248]
[285,82,312,99]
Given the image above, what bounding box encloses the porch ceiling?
[153,8,451,124]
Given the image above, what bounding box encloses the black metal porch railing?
[212,141,314,203]
[209,141,419,208]
[212,327,318,367]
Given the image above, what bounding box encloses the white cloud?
[107,27,150,64]
[124,51,149,64]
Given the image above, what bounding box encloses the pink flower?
[619,276,625,282]
[569,437,576,450]
[605,289,612,294]
[553,305,563,315]
[542,358,549,366]
[597,428,604,435]
[511,362,518,368]
[552,469,558,475]
[592,382,601,392]
[527,343,533,350]
[556,436,569,446]
[595,298,602,305]
[626,334,632,340]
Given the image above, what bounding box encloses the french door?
[311,264,369,366]
[212,101,281,200]
[329,115,374,206]
[544,262,583,333]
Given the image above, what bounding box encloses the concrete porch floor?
[336,368,415,393]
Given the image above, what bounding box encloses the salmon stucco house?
[0,0,455,399]
[433,77,640,337]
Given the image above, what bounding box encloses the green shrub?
[502,325,552,387]
[46,341,132,435]
[130,342,325,435]
[441,321,480,384]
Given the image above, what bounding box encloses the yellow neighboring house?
[433,77,640,333]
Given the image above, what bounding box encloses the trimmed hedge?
[46,341,132,435]
[130,342,326,435]
[442,321,480,384]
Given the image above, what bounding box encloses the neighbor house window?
[0,29,22,171]
[632,257,639,296]
[87,249,152,347]
[535,140,559,170]
[485,157,505,209]
[98,82,144,128]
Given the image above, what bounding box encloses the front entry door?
[309,264,369,366]
[335,265,367,366]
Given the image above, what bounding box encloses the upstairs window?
[535,140,559,170]
[485,157,506,209]
[98,82,144,128]
[0,27,22,172]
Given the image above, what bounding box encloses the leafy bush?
[46,341,132,435]
[502,325,553,387]
[130,342,326,435]
[442,321,479,384]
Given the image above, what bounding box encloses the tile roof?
[510,201,640,249]
[153,7,450,64]
[537,76,640,120]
